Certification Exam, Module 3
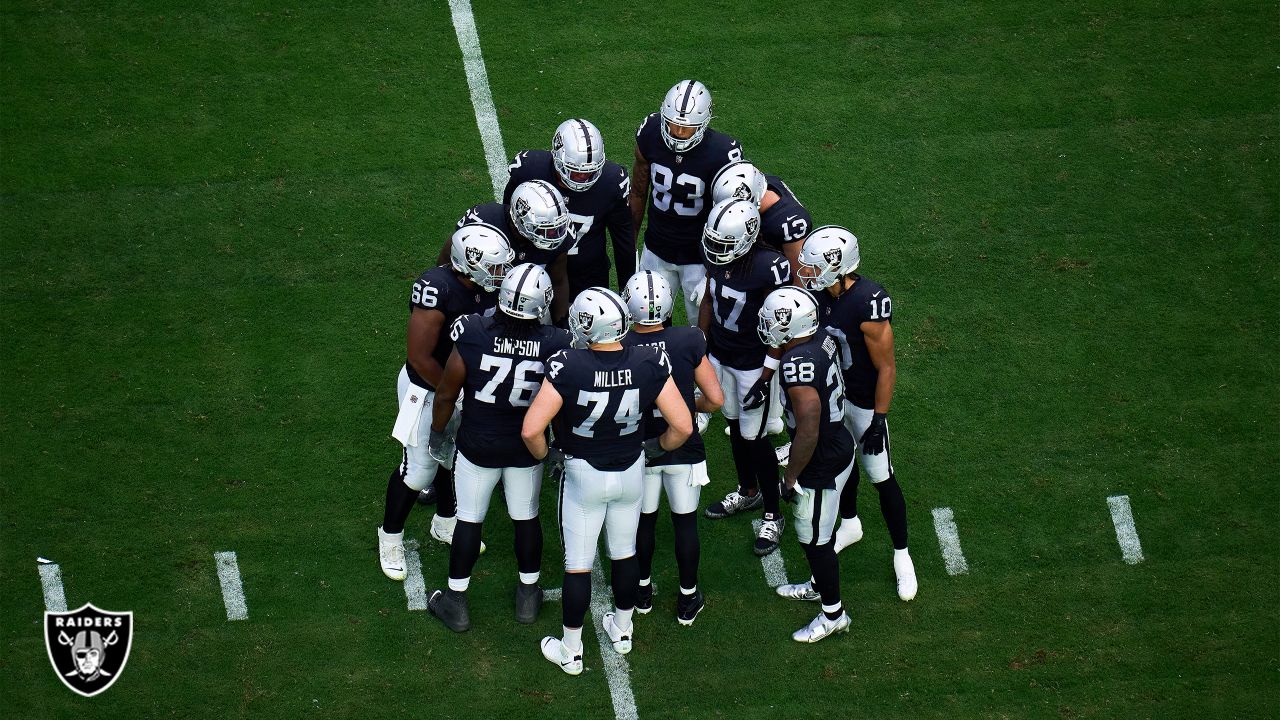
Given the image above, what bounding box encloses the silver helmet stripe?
[710,199,733,231]
[600,287,629,326]
[576,119,592,163]
[679,80,695,116]
[645,270,655,321]
[513,262,537,299]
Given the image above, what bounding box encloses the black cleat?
[514,582,543,624]
[635,582,654,615]
[428,588,471,632]
[415,484,437,505]
[753,517,784,557]
[676,590,705,626]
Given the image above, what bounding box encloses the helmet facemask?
[552,119,606,191]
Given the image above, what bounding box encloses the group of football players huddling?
[376,80,916,675]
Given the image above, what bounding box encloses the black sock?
[448,520,483,581]
[875,475,909,549]
[671,511,700,590]
[636,512,659,581]
[751,436,781,518]
[727,421,758,492]
[513,518,542,577]
[562,572,591,628]
[433,466,457,519]
[802,540,841,611]
[381,464,418,534]
[610,556,639,611]
[839,461,860,520]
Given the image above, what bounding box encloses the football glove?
[642,437,666,461]
[543,446,566,465]
[779,479,799,504]
[427,428,453,464]
[741,376,770,411]
[859,412,888,455]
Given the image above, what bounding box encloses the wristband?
[763,356,780,371]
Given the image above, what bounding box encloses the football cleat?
[775,442,791,467]
[602,612,633,654]
[635,582,654,615]
[775,580,821,602]
[540,637,583,676]
[377,528,407,581]
[676,590,705,626]
[430,514,486,554]
[754,517,785,557]
[704,489,763,519]
[834,516,864,553]
[696,412,711,435]
[427,588,471,633]
[894,550,918,602]
[514,582,543,624]
[792,611,851,643]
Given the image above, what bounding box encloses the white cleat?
[602,612,633,654]
[377,528,407,581]
[792,611,851,643]
[766,417,785,435]
[834,516,864,553]
[696,412,711,435]
[540,637,583,676]
[775,442,791,467]
[775,580,821,602]
[894,550,918,601]
[430,514,486,554]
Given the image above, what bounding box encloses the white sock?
[563,626,583,654]
[679,585,696,596]
[638,577,651,587]
[379,528,402,541]
[894,547,910,559]
[614,607,634,632]
[448,577,470,592]
[519,571,540,585]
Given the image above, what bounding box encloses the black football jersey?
[546,345,671,471]
[621,326,706,465]
[503,150,635,294]
[705,246,791,370]
[759,175,813,252]
[457,202,567,268]
[451,313,572,468]
[635,112,744,265]
[779,328,856,490]
[405,265,496,389]
[820,274,892,409]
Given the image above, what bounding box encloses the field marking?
[213,551,249,621]
[1107,495,1145,565]
[447,0,509,201]
[752,519,789,588]
[38,559,68,612]
[403,540,428,611]
[931,507,969,576]
[590,556,639,720]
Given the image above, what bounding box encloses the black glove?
[642,437,665,460]
[427,428,450,463]
[543,446,566,465]
[779,479,799,504]
[859,412,888,455]
[742,376,770,411]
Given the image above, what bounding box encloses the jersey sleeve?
[635,113,659,160]
[502,151,535,204]
[449,313,482,353]
[456,204,484,230]
[545,349,573,392]
[542,328,573,361]
[859,286,893,323]
[410,272,448,313]
[766,252,792,287]
[778,347,820,392]
[643,346,674,409]
[780,205,813,245]
[606,164,637,281]
[682,327,707,366]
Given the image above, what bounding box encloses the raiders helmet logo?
[576,311,595,332]
[514,196,531,219]
[823,247,842,266]
[744,217,760,237]
[773,307,793,325]
[551,133,564,153]
[543,286,554,307]
[732,184,752,201]
[465,245,483,266]
[45,603,133,697]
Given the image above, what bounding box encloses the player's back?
[823,274,891,410]
[759,175,812,251]
[779,327,856,489]
[621,325,706,464]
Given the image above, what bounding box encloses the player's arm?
[430,348,466,431]
[548,253,571,324]
[693,355,724,413]
[697,278,712,335]
[654,376,693,451]
[862,320,896,414]
[782,383,821,486]
[521,379,564,460]
[783,241,804,285]
[629,146,650,235]
[406,308,446,387]
[607,172,637,283]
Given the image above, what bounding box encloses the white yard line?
[590,556,639,720]
[447,0,509,202]
[37,559,68,612]
[930,507,969,576]
[1107,495,1145,565]
[752,519,789,588]
[213,551,249,621]
[403,539,428,611]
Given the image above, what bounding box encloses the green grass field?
[2,0,1277,717]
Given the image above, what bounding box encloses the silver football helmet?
[702,198,761,265]
[499,262,554,320]
[569,287,631,346]
[552,118,606,192]
[758,287,820,348]
[621,270,674,326]
[508,179,572,250]
[660,80,713,153]
[450,223,514,292]
[796,225,860,291]
[711,160,768,207]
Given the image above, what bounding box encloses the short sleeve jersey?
[821,274,892,409]
[621,325,707,465]
[405,265,495,389]
[705,246,792,370]
[546,345,671,471]
[759,175,813,252]
[451,314,572,468]
[635,112,744,265]
[779,328,856,489]
[457,202,567,269]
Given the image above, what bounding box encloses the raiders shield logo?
[732,184,752,201]
[45,603,133,697]
[744,217,760,238]
[822,247,842,266]
[773,307,793,325]
[465,245,483,266]
[514,196,531,220]
[576,311,595,333]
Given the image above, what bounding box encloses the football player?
[710,160,813,277]
[504,119,635,300]
[521,288,692,676]
[620,271,724,625]
[378,224,511,582]
[796,226,917,602]
[630,80,744,322]
[758,287,857,643]
[440,179,574,324]
[425,264,572,632]
[698,198,793,557]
